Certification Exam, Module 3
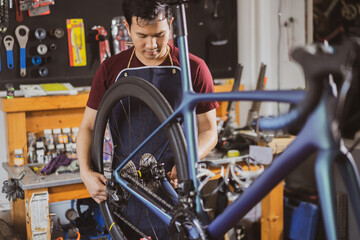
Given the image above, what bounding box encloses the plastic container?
[71,127,79,143]
[43,129,54,146]
[284,197,319,240]
[53,128,62,145]
[62,127,71,144]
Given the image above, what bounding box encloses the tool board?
[0,0,238,91]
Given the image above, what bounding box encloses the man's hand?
[81,170,108,204]
[167,166,178,189]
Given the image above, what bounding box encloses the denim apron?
[109,47,182,239]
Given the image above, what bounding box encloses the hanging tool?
[34,27,46,40]
[49,43,56,51]
[72,27,82,64]
[15,25,29,77]
[3,35,14,69]
[31,55,41,66]
[67,19,87,66]
[340,0,357,21]
[111,16,131,54]
[204,0,208,9]
[20,0,55,16]
[213,0,220,18]
[14,0,23,22]
[0,0,10,32]
[38,66,48,77]
[49,28,64,39]
[92,25,111,63]
[37,43,48,55]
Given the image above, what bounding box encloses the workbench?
[0,93,90,239]
[204,146,288,240]
[0,89,291,240]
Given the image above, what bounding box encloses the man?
[77,0,218,238]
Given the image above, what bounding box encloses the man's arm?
[167,109,217,187]
[197,109,218,159]
[77,106,108,204]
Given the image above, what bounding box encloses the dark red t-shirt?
[87,45,218,114]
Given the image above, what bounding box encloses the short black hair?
[122,0,171,28]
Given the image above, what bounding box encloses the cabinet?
[1,93,90,239]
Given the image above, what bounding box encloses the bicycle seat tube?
[172,3,207,218]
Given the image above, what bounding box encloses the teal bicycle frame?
[109,2,360,239]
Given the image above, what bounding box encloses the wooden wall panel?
[7,112,27,165]
[26,108,84,133]
[261,181,284,240]
[48,183,90,203]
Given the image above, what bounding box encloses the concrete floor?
[0,200,11,223]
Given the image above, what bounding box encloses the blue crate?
[284,197,319,240]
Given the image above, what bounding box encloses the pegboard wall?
[186,0,238,79]
[0,0,125,91]
[0,0,238,91]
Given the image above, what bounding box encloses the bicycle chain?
[122,173,174,211]
[109,172,175,238]
[0,0,9,33]
[113,211,149,239]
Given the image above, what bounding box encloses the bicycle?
[91,1,360,239]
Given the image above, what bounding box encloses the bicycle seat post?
[172,3,193,94]
[172,2,207,219]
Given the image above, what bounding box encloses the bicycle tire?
[92,76,188,239]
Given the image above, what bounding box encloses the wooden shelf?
[1,93,90,239]
[0,92,89,113]
[0,93,88,165]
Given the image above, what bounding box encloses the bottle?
[47,144,56,160]
[71,127,79,143]
[62,128,71,144]
[56,143,65,156]
[27,133,37,163]
[14,149,24,167]
[53,128,61,145]
[36,138,46,163]
[43,129,54,146]
[71,142,77,159]
[65,143,73,159]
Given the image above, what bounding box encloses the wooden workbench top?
[0,92,89,113]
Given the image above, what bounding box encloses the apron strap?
[125,46,176,75]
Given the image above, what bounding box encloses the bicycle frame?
[110,2,360,240]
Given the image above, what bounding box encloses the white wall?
[237,0,306,126]
[0,110,9,207]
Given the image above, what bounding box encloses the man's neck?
[135,46,169,66]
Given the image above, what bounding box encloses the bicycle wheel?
[92,76,188,239]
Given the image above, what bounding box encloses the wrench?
[3,35,14,69]
[15,25,29,77]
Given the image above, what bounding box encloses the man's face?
[125,15,171,63]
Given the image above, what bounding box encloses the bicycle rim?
[92,76,188,239]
